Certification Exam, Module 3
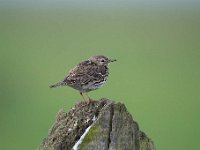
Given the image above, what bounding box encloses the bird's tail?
[49,81,65,88]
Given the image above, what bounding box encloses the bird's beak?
[109,59,117,62]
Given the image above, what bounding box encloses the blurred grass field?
[0,3,200,150]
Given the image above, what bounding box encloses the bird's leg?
[79,92,91,107]
[80,92,92,106]
[85,93,92,104]
[80,92,86,101]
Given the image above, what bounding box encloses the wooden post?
[39,99,156,150]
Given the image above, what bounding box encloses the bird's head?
[89,55,116,66]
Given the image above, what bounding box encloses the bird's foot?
[79,99,93,107]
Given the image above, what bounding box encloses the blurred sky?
[1,0,200,9]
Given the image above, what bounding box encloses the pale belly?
[82,80,106,92]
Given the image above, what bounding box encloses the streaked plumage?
[50,55,116,101]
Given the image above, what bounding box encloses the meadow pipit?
[50,55,116,101]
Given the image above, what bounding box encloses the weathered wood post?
[39,99,156,150]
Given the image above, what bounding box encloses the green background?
[0,1,200,149]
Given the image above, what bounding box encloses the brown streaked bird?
[50,55,116,102]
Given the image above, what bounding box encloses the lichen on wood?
[39,99,156,150]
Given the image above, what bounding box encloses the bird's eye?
[101,59,105,62]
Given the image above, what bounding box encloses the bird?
[50,55,116,102]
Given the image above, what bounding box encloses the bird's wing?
[63,60,107,85]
